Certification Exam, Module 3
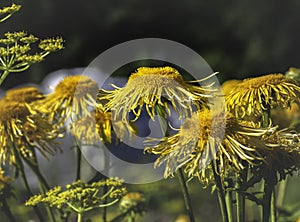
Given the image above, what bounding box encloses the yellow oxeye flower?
[99,67,216,124]
[146,108,276,184]
[0,87,63,167]
[71,104,136,144]
[226,74,300,118]
[36,75,99,124]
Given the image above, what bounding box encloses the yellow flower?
[71,105,136,144]
[70,105,112,143]
[221,79,241,95]
[0,87,63,167]
[258,128,300,179]
[146,108,275,184]
[36,75,99,124]
[226,74,300,118]
[99,67,215,124]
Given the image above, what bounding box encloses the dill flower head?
[36,75,99,124]
[146,108,275,184]
[99,66,215,124]
[26,178,127,212]
[0,3,21,23]
[0,89,63,167]
[226,74,300,118]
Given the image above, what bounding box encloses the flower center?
[54,75,99,98]
[128,67,184,83]
[0,100,31,121]
[239,74,286,89]
[5,86,43,103]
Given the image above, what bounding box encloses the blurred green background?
[1,0,300,88]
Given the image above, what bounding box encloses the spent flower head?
[120,192,147,215]
[70,104,136,144]
[255,128,300,181]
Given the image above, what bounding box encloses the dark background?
[1,0,300,89]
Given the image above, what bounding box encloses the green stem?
[1,198,17,222]
[262,173,276,222]
[276,178,287,209]
[212,164,229,222]
[176,168,196,222]
[38,181,56,222]
[77,212,83,222]
[75,138,81,181]
[20,165,44,221]
[102,143,110,222]
[236,169,247,222]
[225,190,233,222]
[9,141,44,221]
[271,190,277,222]
[155,105,195,220]
[0,70,10,86]
[128,211,135,222]
[236,190,245,222]
[24,150,62,222]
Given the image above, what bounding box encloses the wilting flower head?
[99,67,216,124]
[0,87,63,167]
[285,67,300,83]
[120,192,147,215]
[36,75,99,124]
[271,103,300,129]
[146,108,276,184]
[226,74,300,118]
[71,104,136,144]
[256,128,300,180]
